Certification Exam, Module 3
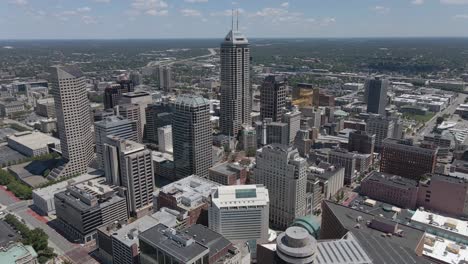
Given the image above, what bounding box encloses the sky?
[1,0,468,39]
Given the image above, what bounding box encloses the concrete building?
[96,209,177,264]
[54,178,128,243]
[158,66,174,92]
[104,137,154,217]
[157,125,172,154]
[35,98,56,118]
[208,162,247,185]
[364,77,388,115]
[209,185,269,245]
[7,131,60,157]
[119,91,152,137]
[254,144,307,230]
[260,76,286,122]
[139,224,241,264]
[366,114,395,150]
[255,119,290,146]
[348,130,375,154]
[220,28,251,137]
[361,171,419,209]
[173,95,212,179]
[32,173,101,216]
[239,126,257,152]
[152,151,175,181]
[309,163,345,200]
[103,80,135,109]
[95,116,138,169]
[117,104,143,142]
[282,108,301,143]
[145,102,173,144]
[0,99,25,118]
[49,65,94,179]
[328,148,358,184]
[0,243,38,264]
[155,175,221,227]
[380,138,438,180]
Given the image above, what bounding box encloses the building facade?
[260,76,286,122]
[364,77,388,115]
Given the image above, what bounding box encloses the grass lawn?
[403,112,435,123]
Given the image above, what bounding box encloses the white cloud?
[281,2,289,8]
[129,0,169,17]
[77,7,91,12]
[94,0,111,3]
[210,9,244,17]
[9,0,28,6]
[185,0,208,3]
[411,0,424,5]
[453,14,468,19]
[373,6,390,14]
[441,0,468,4]
[81,15,97,24]
[180,9,201,16]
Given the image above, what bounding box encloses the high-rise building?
[158,66,174,92]
[103,80,135,109]
[94,116,138,169]
[157,125,173,153]
[380,138,438,180]
[144,102,173,143]
[366,114,394,151]
[348,130,375,154]
[328,148,357,184]
[208,162,247,186]
[209,185,269,245]
[49,65,94,179]
[220,28,251,137]
[260,76,286,122]
[173,95,212,179]
[119,91,152,140]
[117,104,143,142]
[129,72,142,86]
[254,144,307,229]
[364,77,388,115]
[282,108,302,143]
[104,136,154,217]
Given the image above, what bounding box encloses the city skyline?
[2,0,468,39]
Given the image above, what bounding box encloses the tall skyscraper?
[158,66,174,92]
[220,27,251,136]
[94,116,138,169]
[157,125,173,153]
[173,95,212,179]
[209,185,269,244]
[49,65,94,179]
[144,102,173,143]
[348,130,375,154]
[119,91,152,140]
[364,77,388,115]
[103,80,134,109]
[366,114,394,151]
[260,76,286,122]
[282,108,302,143]
[254,144,307,229]
[104,136,154,217]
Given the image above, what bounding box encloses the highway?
[415,93,467,142]
[146,48,217,67]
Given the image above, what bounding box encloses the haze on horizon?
[1,0,468,39]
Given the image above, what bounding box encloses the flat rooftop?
[411,210,468,238]
[423,233,468,264]
[33,172,102,201]
[211,184,269,208]
[7,131,60,150]
[363,171,419,189]
[209,162,244,175]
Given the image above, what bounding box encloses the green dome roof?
[292,215,321,238]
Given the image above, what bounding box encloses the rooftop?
[209,162,244,176]
[107,136,145,155]
[223,30,249,45]
[211,184,269,208]
[411,210,468,238]
[0,243,37,263]
[122,91,151,98]
[316,233,373,264]
[7,131,60,150]
[175,95,209,108]
[423,233,468,264]
[363,171,419,189]
[33,172,101,201]
[95,116,134,129]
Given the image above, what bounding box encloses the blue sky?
[1,0,468,39]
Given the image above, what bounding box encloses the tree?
[246,148,257,157]
[436,116,444,125]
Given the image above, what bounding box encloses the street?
[0,186,97,264]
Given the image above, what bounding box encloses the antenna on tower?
[236,9,239,31]
[231,9,234,30]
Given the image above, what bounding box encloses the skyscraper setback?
[49,65,94,178]
[220,26,252,137]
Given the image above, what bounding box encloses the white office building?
[209,185,269,244]
[157,125,173,154]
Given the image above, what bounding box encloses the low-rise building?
[154,175,221,227]
[208,162,247,185]
[54,178,128,243]
[7,131,60,157]
[0,243,38,264]
[0,99,25,118]
[35,98,55,118]
[152,151,175,181]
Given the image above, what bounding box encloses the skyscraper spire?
[231,9,234,31]
[236,9,239,31]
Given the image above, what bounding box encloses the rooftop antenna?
[231,9,234,31]
[236,9,239,31]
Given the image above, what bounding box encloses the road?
[0,186,97,263]
[146,48,217,67]
[415,93,467,142]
